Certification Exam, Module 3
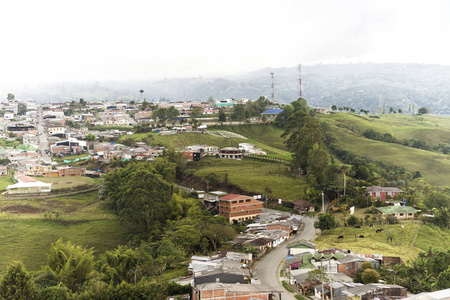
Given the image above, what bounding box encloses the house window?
[246,199,251,202]
[239,200,244,203]
[232,201,237,204]
[399,213,404,216]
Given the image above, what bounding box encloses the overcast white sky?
[1,0,449,85]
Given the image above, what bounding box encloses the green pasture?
[314,222,424,262]
[0,190,130,275]
[332,126,450,187]
[0,176,15,191]
[190,157,306,200]
[0,219,129,274]
[121,131,246,149]
[414,224,450,252]
[211,124,287,151]
[320,113,450,148]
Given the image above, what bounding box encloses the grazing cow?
[369,224,374,227]
[359,235,364,238]
[338,235,344,239]
[376,229,384,233]
[355,225,361,228]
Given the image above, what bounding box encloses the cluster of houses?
[171,203,432,300]
[180,251,284,299]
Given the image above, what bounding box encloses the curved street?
[253,215,317,300]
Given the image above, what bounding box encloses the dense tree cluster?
[0,242,192,299]
[151,106,179,125]
[380,249,450,293]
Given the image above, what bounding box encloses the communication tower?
[270,72,274,101]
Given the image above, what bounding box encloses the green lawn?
[190,157,307,200]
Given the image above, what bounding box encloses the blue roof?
[261,109,283,114]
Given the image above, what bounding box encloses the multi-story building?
[219,194,263,224]
[366,186,403,201]
[219,147,242,159]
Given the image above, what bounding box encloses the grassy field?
[0,190,130,275]
[121,125,293,160]
[38,176,98,190]
[121,131,246,149]
[0,176,15,191]
[320,113,450,149]
[190,157,307,200]
[314,221,450,261]
[332,126,450,187]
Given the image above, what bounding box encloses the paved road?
[253,215,317,300]
[37,107,52,164]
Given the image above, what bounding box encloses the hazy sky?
[1,0,449,85]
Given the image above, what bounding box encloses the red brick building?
[56,167,86,176]
[193,283,280,300]
[219,194,263,224]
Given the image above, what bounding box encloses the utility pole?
[329,258,333,300]
[322,191,325,213]
[321,259,324,300]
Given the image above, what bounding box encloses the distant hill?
[9,63,450,114]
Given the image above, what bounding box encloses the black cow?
[355,225,361,228]
[338,235,344,239]
[376,229,384,233]
[369,224,374,227]
[359,235,364,238]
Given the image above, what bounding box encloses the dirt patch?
[1,205,43,214]
[56,220,89,226]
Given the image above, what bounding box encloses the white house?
[7,174,52,194]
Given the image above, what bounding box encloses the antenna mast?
[298,64,302,98]
[270,72,274,101]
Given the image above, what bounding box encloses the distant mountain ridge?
[10,63,450,114]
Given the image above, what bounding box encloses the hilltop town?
[0,93,448,300]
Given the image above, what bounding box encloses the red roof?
[219,194,243,201]
[16,175,37,183]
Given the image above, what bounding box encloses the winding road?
[253,215,317,300]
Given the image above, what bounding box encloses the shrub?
[347,214,360,226]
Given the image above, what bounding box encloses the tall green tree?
[307,143,330,186]
[202,223,236,251]
[45,239,95,292]
[315,213,336,231]
[218,110,227,123]
[274,105,294,128]
[281,110,324,171]
[231,104,245,122]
